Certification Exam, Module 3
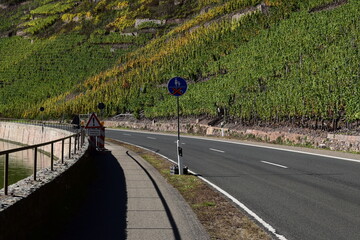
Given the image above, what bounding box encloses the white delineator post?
[177,139,183,175]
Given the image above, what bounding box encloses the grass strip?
[107,138,272,240]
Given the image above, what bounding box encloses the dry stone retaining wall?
[135,18,166,28]
[105,120,360,153]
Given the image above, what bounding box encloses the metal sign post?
[40,107,45,131]
[98,102,105,119]
[168,77,187,175]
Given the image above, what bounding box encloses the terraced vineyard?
[0,0,359,130]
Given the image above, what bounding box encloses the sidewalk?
[108,142,210,240]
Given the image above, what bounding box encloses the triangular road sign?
[85,113,101,128]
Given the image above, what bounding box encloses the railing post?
[34,147,37,181]
[74,135,77,154]
[4,153,9,195]
[81,128,85,147]
[51,143,54,171]
[61,139,64,163]
[69,137,71,158]
[77,133,80,150]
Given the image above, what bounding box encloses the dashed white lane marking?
[209,148,225,153]
[123,134,131,136]
[261,161,288,169]
[147,137,156,140]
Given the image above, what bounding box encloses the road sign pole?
[168,77,187,175]
[177,96,183,175]
[177,96,180,141]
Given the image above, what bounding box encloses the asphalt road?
[106,129,360,240]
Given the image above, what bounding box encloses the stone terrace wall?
[105,120,360,153]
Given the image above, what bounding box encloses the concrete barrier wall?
[0,149,95,240]
[0,122,72,158]
[0,122,90,240]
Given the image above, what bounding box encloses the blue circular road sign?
[168,77,187,97]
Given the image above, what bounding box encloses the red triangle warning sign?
[85,113,101,128]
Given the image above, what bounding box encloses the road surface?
[106,129,360,240]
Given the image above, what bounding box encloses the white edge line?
[209,148,225,153]
[196,175,288,240]
[109,138,288,240]
[109,129,360,164]
[261,161,288,169]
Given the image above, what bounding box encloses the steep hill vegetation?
[0,0,359,130]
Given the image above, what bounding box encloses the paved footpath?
[108,142,209,240]
[55,142,209,240]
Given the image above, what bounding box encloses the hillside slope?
[0,0,359,130]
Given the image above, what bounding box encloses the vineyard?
[0,0,359,130]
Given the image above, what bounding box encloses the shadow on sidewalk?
[53,151,127,240]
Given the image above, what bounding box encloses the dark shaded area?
[1,0,27,6]
[52,151,127,240]
[0,150,127,240]
[309,0,348,13]
[0,150,96,240]
[71,115,80,129]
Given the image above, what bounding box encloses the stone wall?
[105,120,360,153]
[134,18,166,28]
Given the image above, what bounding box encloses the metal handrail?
[0,119,78,133]
[1,130,86,195]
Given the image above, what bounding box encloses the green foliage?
[22,15,59,34]
[89,32,152,44]
[136,21,162,29]
[0,0,359,128]
[298,0,334,10]
[1,0,27,4]
[0,34,127,117]
[30,2,76,15]
[197,0,223,9]
[0,2,32,33]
